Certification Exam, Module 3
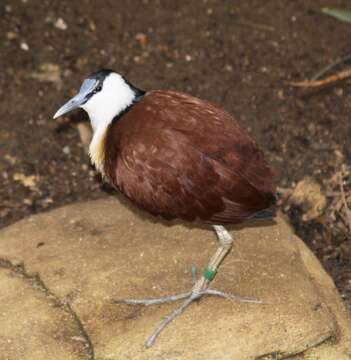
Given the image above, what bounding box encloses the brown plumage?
[103,90,275,224]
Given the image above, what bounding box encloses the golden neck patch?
[89,128,108,176]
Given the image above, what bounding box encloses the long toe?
[202,289,263,304]
[113,292,191,306]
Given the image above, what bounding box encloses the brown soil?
[1,1,350,308]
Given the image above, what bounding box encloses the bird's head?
[53,69,144,132]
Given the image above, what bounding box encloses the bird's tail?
[252,191,278,220]
[253,209,275,220]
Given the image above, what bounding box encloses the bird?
[54,69,276,347]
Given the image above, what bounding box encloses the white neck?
[81,73,137,174]
[81,73,136,134]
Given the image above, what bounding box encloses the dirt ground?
[0,0,350,309]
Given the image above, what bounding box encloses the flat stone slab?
[0,265,89,360]
[0,197,350,359]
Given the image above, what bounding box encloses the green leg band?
[203,267,217,281]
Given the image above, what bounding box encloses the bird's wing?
[117,90,275,196]
[111,127,272,224]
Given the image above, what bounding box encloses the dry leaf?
[29,63,62,87]
[289,176,327,221]
[13,173,39,190]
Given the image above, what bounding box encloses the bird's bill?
[53,78,98,119]
[53,93,86,119]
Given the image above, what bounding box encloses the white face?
[81,72,136,134]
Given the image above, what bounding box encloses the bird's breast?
[89,127,110,175]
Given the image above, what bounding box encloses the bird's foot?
[113,266,262,348]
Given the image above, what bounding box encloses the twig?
[311,52,351,81]
[339,173,351,232]
[0,202,20,209]
[231,17,275,32]
[288,67,351,88]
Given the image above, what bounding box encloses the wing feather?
[104,90,275,224]
[112,129,271,223]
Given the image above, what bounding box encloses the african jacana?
[54,69,276,347]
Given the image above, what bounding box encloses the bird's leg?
[192,225,234,294]
[114,225,261,347]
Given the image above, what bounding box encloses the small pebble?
[23,198,33,206]
[88,20,96,32]
[334,88,343,97]
[20,42,29,51]
[133,55,144,64]
[135,33,147,48]
[62,146,71,155]
[6,32,17,40]
[277,90,284,100]
[54,18,68,30]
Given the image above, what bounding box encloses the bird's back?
[104,90,275,224]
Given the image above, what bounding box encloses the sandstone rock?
[0,197,350,359]
[0,263,89,360]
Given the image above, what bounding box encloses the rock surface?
[0,197,350,360]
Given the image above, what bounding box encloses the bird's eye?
[95,85,102,93]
